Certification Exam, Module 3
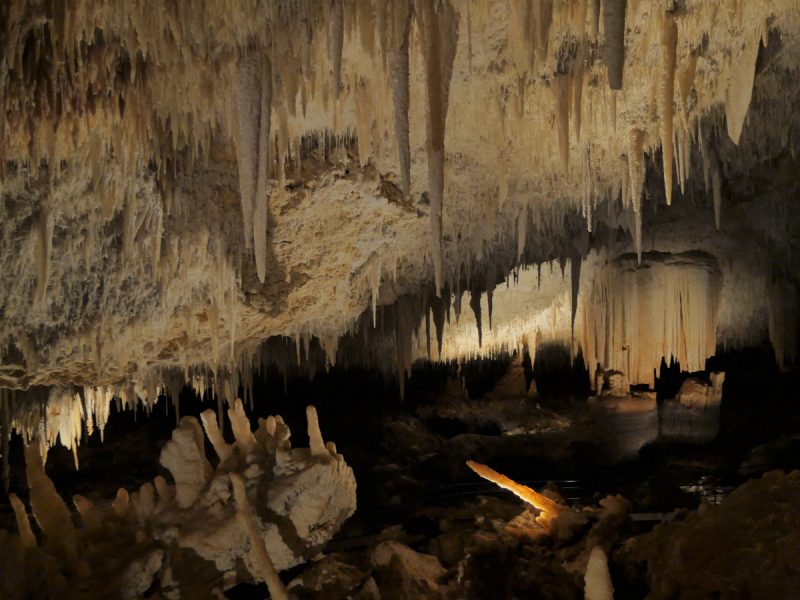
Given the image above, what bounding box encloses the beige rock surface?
[0,0,796,405]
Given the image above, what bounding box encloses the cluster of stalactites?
[0,334,335,469]
[1,0,788,334]
[500,0,776,260]
[2,379,173,470]
[578,252,721,389]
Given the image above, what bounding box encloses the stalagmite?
[231,472,290,600]
[9,493,37,549]
[307,405,327,456]
[229,398,257,456]
[585,546,615,600]
[467,460,568,516]
[200,408,233,462]
[603,0,626,90]
[25,442,77,558]
[658,12,678,205]
[159,416,213,508]
[388,0,413,196]
[2,405,356,598]
[418,0,459,294]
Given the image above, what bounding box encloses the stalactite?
[580,252,721,388]
[508,0,536,75]
[603,0,627,90]
[658,12,678,205]
[387,0,412,196]
[768,279,798,369]
[0,0,796,439]
[572,48,585,142]
[469,290,483,348]
[34,209,54,307]
[235,54,262,250]
[418,0,459,295]
[534,0,554,66]
[627,128,645,261]
[1,389,9,492]
[331,0,345,100]
[254,54,273,284]
[554,74,570,176]
[711,158,722,231]
[726,27,762,145]
[430,288,450,359]
[518,205,528,260]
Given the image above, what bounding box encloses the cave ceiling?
[0,0,799,446]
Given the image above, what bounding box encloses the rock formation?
[620,469,800,600]
[0,0,795,418]
[0,400,356,599]
[0,1,797,595]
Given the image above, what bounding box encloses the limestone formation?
[0,401,356,599]
[584,546,615,600]
[0,0,797,595]
[0,0,795,423]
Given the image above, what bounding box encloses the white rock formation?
[584,546,615,600]
[0,401,356,599]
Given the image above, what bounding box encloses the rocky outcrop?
[619,470,800,600]
[0,400,356,600]
[371,540,447,600]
